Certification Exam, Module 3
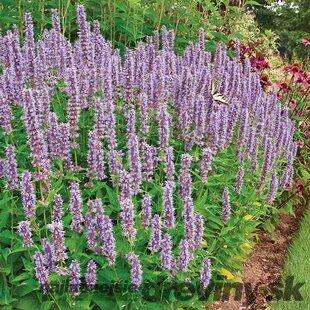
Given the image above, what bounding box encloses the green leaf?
[13,293,40,309]
[40,301,54,310]
[0,211,9,229]
[244,0,262,5]
[14,279,39,297]
[0,16,20,24]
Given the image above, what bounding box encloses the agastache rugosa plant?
[0,5,297,303]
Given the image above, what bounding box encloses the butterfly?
[211,79,228,105]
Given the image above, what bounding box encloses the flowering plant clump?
[0,6,297,308]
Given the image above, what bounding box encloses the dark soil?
[207,202,307,310]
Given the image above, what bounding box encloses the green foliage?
[254,0,310,61]
[0,0,253,54]
[271,206,310,309]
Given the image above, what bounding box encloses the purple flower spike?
[96,214,116,265]
[0,160,6,178]
[126,252,143,290]
[20,171,36,219]
[6,145,18,189]
[149,214,162,252]
[141,194,152,228]
[267,170,278,204]
[86,259,97,290]
[69,260,81,297]
[163,182,175,229]
[200,258,211,289]
[87,130,106,181]
[183,196,195,243]
[127,133,142,195]
[85,213,98,251]
[194,214,204,250]
[34,252,50,293]
[69,182,84,233]
[161,233,175,271]
[179,154,192,202]
[178,239,190,272]
[0,90,12,135]
[42,238,55,272]
[200,147,214,183]
[164,146,175,184]
[235,165,244,194]
[52,194,63,222]
[47,221,67,262]
[222,187,231,224]
[120,197,137,242]
[18,221,33,247]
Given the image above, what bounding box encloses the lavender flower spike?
[20,171,36,219]
[235,164,244,194]
[178,239,190,272]
[86,260,97,290]
[17,221,33,247]
[52,194,63,222]
[141,194,152,228]
[120,197,137,242]
[267,170,278,204]
[149,214,162,252]
[69,260,81,297]
[34,252,50,293]
[69,182,84,233]
[6,145,18,189]
[85,213,98,251]
[163,182,175,229]
[161,233,175,271]
[42,238,55,272]
[47,221,67,262]
[200,258,211,289]
[96,214,116,265]
[126,252,143,290]
[222,187,231,224]
[194,214,204,250]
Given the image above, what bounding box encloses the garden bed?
[208,195,309,309]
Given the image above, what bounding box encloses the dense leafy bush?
[254,0,310,62]
[0,5,299,309]
[0,0,261,55]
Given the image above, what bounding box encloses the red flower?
[278,82,291,93]
[252,57,270,71]
[260,74,272,88]
[290,102,297,109]
[301,38,310,47]
[284,64,304,80]
[296,141,304,148]
[297,73,310,87]
[284,183,293,191]
[296,180,304,195]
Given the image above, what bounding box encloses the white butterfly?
[211,79,228,105]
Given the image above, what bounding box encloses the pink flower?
[260,74,272,88]
[296,180,303,195]
[296,141,304,148]
[252,57,270,70]
[284,183,293,191]
[277,82,291,93]
[283,64,304,80]
[301,38,310,47]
